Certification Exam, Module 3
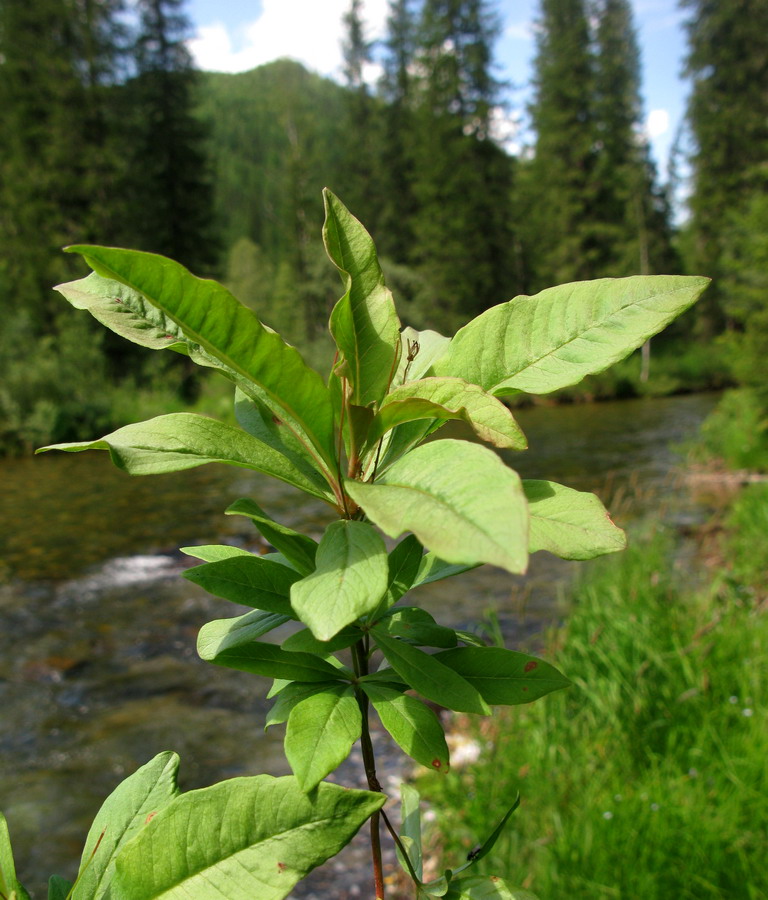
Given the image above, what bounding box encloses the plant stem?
[353,640,386,898]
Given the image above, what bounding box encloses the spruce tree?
[409,0,516,324]
[525,0,597,289]
[121,0,216,272]
[592,0,675,278]
[681,0,768,334]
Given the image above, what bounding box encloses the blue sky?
[186,0,690,175]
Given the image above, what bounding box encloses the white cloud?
[505,20,533,41]
[646,108,669,138]
[188,0,389,78]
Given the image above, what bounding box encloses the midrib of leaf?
[77,253,338,489]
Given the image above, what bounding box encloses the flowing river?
[0,393,718,896]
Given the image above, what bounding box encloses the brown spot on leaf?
[277,862,287,873]
[524,661,538,673]
[432,758,443,769]
[145,812,157,824]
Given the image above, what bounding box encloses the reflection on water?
[0,394,718,896]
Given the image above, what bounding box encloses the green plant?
[4,190,707,899]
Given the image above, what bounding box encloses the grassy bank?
[418,487,768,899]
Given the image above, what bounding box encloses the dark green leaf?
[450,796,520,877]
[383,534,425,610]
[199,639,345,682]
[433,648,571,705]
[48,876,73,900]
[281,627,361,655]
[379,608,458,648]
[414,553,480,587]
[184,555,301,617]
[444,874,539,899]
[363,683,449,772]
[225,498,318,575]
[285,685,362,791]
[372,629,490,715]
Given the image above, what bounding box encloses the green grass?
[419,496,768,899]
[688,389,768,473]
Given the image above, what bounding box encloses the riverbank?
[417,485,768,898]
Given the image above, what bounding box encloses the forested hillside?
[2,0,767,455]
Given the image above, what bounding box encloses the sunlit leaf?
[285,685,362,791]
[524,480,626,560]
[433,276,710,395]
[290,520,389,640]
[265,681,341,730]
[63,245,339,475]
[110,776,385,900]
[196,611,291,660]
[346,440,529,575]
[369,378,527,450]
[39,414,333,502]
[399,783,423,881]
[180,544,255,563]
[323,189,401,406]
[0,813,31,900]
[393,327,451,387]
[444,874,539,899]
[72,752,181,900]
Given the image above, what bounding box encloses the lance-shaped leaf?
[0,813,31,900]
[399,783,424,882]
[524,480,626,560]
[226,498,318,574]
[448,796,521,880]
[64,245,338,471]
[444,875,539,899]
[197,611,291,660]
[49,876,72,900]
[185,555,301,617]
[281,626,361,655]
[290,520,389,640]
[71,752,181,900]
[414,553,479,587]
[181,544,255,563]
[383,535,426,609]
[323,189,401,406]
[110,775,385,900]
[285,685,362,791]
[265,681,342,730]
[372,629,490,715]
[346,440,529,575]
[363,682,450,772]
[433,276,710,396]
[369,378,527,450]
[39,414,333,501]
[433,647,571,705]
[199,639,345,682]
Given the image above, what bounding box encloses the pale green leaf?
[290,520,389,640]
[372,629,490,715]
[524,480,626,560]
[433,276,710,395]
[433,647,571,705]
[38,413,333,502]
[393,327,450,386]
[285,685,362,791]
[197,611,291,660]
[363,683,449,772]
[346,440,529,575]
[225,498,318,575]
[110,775,385,900]
[323,189,401,406]
[369,378,527,450]
[72,752,181,900]
[400,783,423,881]
[180,545,254,562]
[265,681,341,730]
[64,245,338,473]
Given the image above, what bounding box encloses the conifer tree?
[409,0,515,324]
[120,0,216,272]
[525,0,597,289]
[681,0,768,334]
[592,0,675,278]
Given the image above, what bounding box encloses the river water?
[0,393,717,896]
